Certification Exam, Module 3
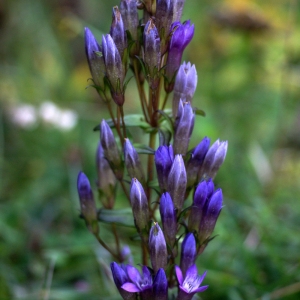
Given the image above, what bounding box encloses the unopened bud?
[153,268,168,300]
[180,233,197,277]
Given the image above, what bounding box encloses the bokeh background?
[1,0,300,299]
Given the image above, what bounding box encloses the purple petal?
[193,285,209,293]
[121,282,140,292]
[127,265,142,283]
[185,264,198,280]
[175,265,183,285]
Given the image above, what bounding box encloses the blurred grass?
[0,0,300,299]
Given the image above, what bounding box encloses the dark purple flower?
[111,262,136,300]
[124,138,145,184]
[173,100,195,155]
[175,264,208,300]
[180,233,197,277]
[143,19,161,89]
[172,62,197,117]
[153,268,168,300]
[165,20,194,91]
[149,223,167,273]
[122,265,153,298]
[102,34,125,106]
[155,145,174,191]
[77,171,98,234]
[186,137,210,189]
[200,139,228,179]
[167,154,187,212]
[130,178,149,232]
[100,119,123,180]
[159,192,177,247]
[198,188,223,244]
[110,6,127,58]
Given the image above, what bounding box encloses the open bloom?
[175,264,208,300]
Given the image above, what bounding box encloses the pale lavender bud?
[110,6,127,58]
[153,268,168,300]
[198,189,223,245]
[96,142,116,206]
[172,0,186,22]
[100,120,123,180]
[186,137,210,188]
[111,262,136,300]
[77,172,99,235]
[120,0,139,41]
[200,139,228,179]
[173,62,197,117]
[155,145,174,191]
[143,19,161,89]
[124,138,145,184]
[159,192,177,247]
[167,154,187,211]
[173,100,195,155]
[102,34,125,106]
[180,233,197,277]
[130,178,149,232]
[149,223,167,273]
[188,180,208,232]
[165,21,194,92]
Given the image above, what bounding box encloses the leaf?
[194,108,206,117]
[98,208,135,227]
[133,143,155,154]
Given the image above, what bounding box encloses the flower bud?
[172,62,197,117]
[159,192,177,247]
[84,27,110,101]
[111,262,136,300]
[143,19,161,89]
[173,100,195,155]
[110,6,127,58]
[200,139,228,179]
[100,120,123,180]
[77,172,99,235]
[165,20,194,92]
[149,223,167,273]
[188,180,208,232]
[167,154,187,211]
[96,141,116,207]
[180,233,197,277]
[130,178,149,232]
[186,137,210,188]
[198,188,223,245]
[155,145,174,191]
[172,0,186,23]
[124,138,145,184]
[153,268,168,300]
[102,34,125,106]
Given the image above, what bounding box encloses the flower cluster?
[77,0,228,298]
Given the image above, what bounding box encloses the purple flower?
[200,139,228,179]
[153,268,168,300]
[172,62,197,117]
[167,154,187,211]
[173,100,195,155]
[122,265,153,298]
[110,6,127,58]
[102,34,125,106]
[165,20,194,91]
[149,223,167,273]
[155,145,174,191]
[159,192,177,247]
[180,233,197,277]
[77,172,98,234]
[175,265,208,300]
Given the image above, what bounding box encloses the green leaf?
[133,143,155,154]
[194,108,206,117]
[97,208,135,227]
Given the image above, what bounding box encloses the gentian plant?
[78,0,228,298]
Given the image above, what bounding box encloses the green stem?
[119,105,127,139]
[146,132,156,205]
[95,234,120,261]
[107,102,123,142]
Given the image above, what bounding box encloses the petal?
[142,266,152,283]
[193,285,209,293]
[127,265,142,283]
[185,264,198,280]
[121,282,140,293]
[175,265,184,285]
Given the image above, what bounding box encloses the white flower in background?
[10,104,37,128]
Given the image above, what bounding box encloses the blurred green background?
[0,0,300,299]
